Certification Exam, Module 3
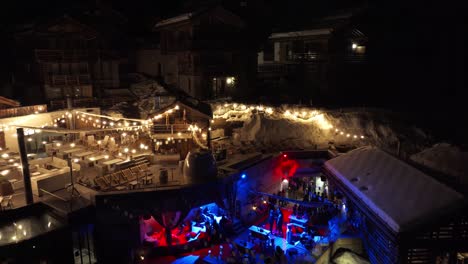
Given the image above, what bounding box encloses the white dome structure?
[183,150,217,184]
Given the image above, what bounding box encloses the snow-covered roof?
[154,13,193,28]
[325,146,464,233]
[269,28,332,39]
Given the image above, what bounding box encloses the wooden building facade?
[11,15,123,106]
[148,6,256,100]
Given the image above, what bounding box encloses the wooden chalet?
[323,147,468,263]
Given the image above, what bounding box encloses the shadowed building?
[136,6,256,100]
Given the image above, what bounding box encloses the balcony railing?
[47,74,91,86]
[35,49,89,62]
[0,104,47,118]
[287,52,320,61]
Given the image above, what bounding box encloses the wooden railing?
[0,104,47,118]
[152,124,191,134]
[47,74,91,86]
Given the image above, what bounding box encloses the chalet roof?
[156,97,212,119]
[154,6,244,29]
[0,96,21,108]
[15,15,99,40]
[269,28,333,40]
[324,146,464,233]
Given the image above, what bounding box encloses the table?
[128,180,138,189]
[92,155,108,163]
[103,159,123,166]
[248,225,271,240]
[63,148,84,154]
[234,239,255,252]
[74,151,95,160]
[289,215,308,228]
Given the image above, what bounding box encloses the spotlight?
[241,173,246,179]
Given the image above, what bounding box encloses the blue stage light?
[241,173,246,179]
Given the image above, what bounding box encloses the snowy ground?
[410,143,468,185]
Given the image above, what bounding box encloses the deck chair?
[94,177,109,190]
[116,171,128,183]
[102,135,109,147]
[103,174,114,186]
[1,195,13,210]
[87,135,96,147]
[122,169,136,181]
[110,173,120,186]
[130,166,143,178]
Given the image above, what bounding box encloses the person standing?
[276,208,284,236]
[268,208,276,232]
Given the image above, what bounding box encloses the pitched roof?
[0,96,21,108]
[154,6,244,29]
[325,146,464,233]
[155,97,212,119]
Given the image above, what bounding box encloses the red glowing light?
[274,158,299,178]
[283,154,287,158]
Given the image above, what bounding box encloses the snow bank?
[410,143,468,184]
[212,103,429,153]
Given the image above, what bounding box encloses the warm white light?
[56,143,61,147]
[97,140,102,145]
[361,135,365,139]
[175,105,179,110]
[131,149,136,154]
[42,141,47,145]
[70,143,75,148]
[89,157,95,161]
[27,138,33,142]
[226,77,234,85]
[124,148,129,153]
[177,132,181,136]
[104,155,109,159]
[122,133,127,137]
[47,222,51,228]
[61,120,66,123]
[73,159,80,163]
[1,170,9,176]
[8,159,14,163]
[352,43,357,49]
